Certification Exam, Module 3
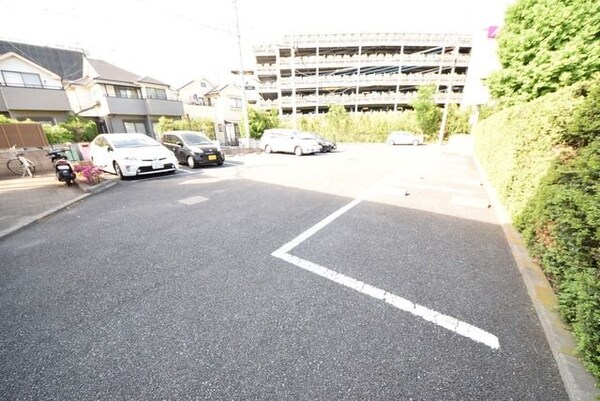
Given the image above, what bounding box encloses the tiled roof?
[86,59,168,86]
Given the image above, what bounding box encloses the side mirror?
[107,146,113,152]
[176,142,183,147]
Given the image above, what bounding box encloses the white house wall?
[0,57,62,88]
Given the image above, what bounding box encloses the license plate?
[57,165,70,170]
[152,162,164,169]
[208,155,217,161]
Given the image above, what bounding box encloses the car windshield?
[181,133,212,145]
[110,135,160,148]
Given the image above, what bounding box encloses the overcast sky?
[0,0,514,88]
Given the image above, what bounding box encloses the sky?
[0,0,514,89]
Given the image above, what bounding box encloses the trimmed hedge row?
[473,78,600,379]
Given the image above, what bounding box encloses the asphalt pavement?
[0,144,597,400]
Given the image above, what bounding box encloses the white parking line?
[179,196,208,205]
[271,191,500,350]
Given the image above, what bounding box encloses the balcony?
[258,91,463,109]
[266,73,467,91]
[0,85,71,111]
[276,53,470,69]
[145,98,184,116]
[101,96,184,117]
[258,74,466,93]
[288,32,472,48]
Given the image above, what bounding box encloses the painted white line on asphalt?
[179,196,208,205]
[271,192,500,350]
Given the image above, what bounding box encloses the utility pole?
[291,34,297,130]
[233,0,251,145]
[437,36,459,144]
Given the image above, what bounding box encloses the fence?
[0,123,49,149]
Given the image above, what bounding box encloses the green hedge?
[473,78,600,380]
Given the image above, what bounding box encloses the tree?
[325,104,351,139]
[248,107,279,139]
[412,85,441,139]
[487,0,600,105]
[155,116,216,138]
[446,104,472,136]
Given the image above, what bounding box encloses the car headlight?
[123,156,138,162]
[190,146,204,154]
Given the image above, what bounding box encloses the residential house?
[0,52,71,124]
[179,76,259,145]
[65,58,184,137]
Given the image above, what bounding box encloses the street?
[0,144,568,400]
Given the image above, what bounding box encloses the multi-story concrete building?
[253,32,473,115]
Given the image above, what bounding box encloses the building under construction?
[253,32,473,115]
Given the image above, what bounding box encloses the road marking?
[271,192,500,350]
[179,195,208,205]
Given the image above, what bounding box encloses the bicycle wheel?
[6,158,23,175]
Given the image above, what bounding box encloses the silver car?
[387,131,424,146]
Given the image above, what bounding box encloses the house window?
[124,121,147,134]
[115,86,140,99]
[1,70,43,88]
[146,87,167,100]
[229,97,243,109]
[201,82,207,87]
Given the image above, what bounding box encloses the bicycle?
[6,145,36,178]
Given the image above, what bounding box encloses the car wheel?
[412,140,419,146]
[265,145,272,154]
[294,146,303,156]
[187,156,196,168]
[113,161,124,179]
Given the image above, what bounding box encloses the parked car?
[260,129,321,156]
[89,133,179,178]
[161,131,224,168]
[304,132,337,152]
[387,131,424,146]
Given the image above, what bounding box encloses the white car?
[89,133,179,178]
[387,131,424,146]
[260,128,321,156]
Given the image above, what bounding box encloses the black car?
[161,131,225,168]
[304,132,337,153]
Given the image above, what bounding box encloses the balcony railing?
[0,86,70,111]
[276,53,470,68]
[258,91,463,108]
[254,33,472,53]
[101,95,184,116]
[258,73,467,91]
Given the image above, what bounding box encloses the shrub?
[515,140,600,377]
[474,77,600,380]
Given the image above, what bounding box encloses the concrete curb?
[76,177,118,194]
[0,192,91,240]
[473,156,599,401]
[0,177,118,240]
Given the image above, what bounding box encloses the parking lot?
[0,144,568,400]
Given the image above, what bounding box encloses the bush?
[43,115,98,144]
[44,124,74,144]
[515,140,600,378]
[474,77,600,380]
